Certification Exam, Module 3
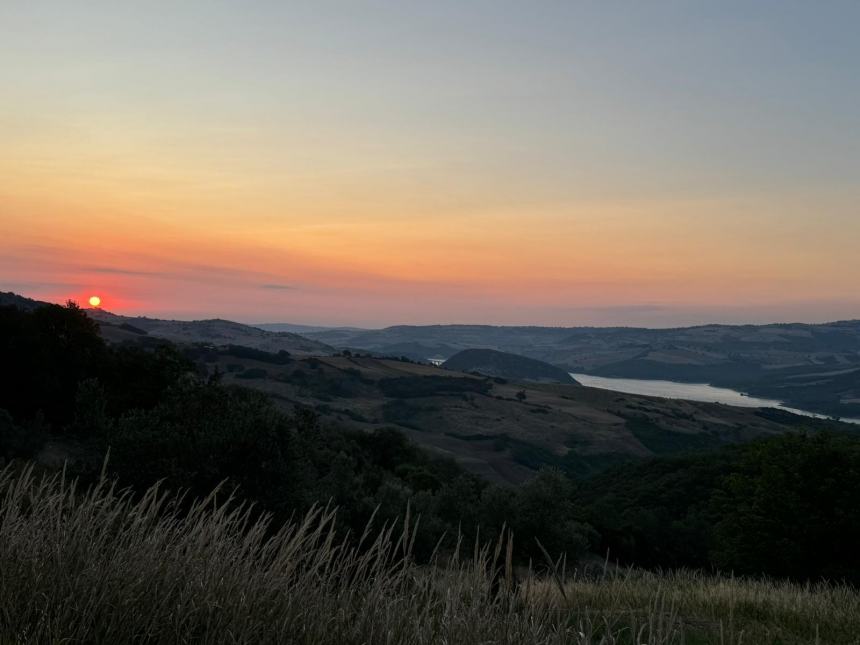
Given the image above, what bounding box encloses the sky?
[2,1,859,327]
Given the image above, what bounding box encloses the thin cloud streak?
[83,266,166,277]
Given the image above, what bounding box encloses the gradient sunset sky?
[3,1,859,327]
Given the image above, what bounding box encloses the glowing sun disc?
[89,295,102,307]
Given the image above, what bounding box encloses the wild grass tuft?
[0,465,857,644]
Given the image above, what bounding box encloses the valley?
[290,321,860,419]
[186,345,846,484]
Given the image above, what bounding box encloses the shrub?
[0,409,42,462]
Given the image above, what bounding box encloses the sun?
[88,295,102,308]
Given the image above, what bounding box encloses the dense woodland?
[2,301,860,583]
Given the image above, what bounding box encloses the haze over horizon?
[31,300,860,330]
[3,2,859,327]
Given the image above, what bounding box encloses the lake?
[570,373,860,425]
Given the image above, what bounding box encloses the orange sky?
[2,2,859,326]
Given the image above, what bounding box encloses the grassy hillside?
[192,347,845,483]
[0,291,336,356]
[89,309,335,356]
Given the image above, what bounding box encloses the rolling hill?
[443,348,578,384]
[1,292,335,356]
[182,345,848,484]
[300,322,860,418]
[3,292,852,485]
[86,310,335,356]
[0,291,46,311]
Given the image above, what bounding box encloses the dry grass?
[0,464,857,644]
[530,567,860,644]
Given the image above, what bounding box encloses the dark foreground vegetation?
[2,465,860,644]
[2,302,860,642]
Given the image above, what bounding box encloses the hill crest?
[443,348,578,385]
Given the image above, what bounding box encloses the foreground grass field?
[0,466,857,644]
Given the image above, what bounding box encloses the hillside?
[0,291,46,311]
[304,322,860,418]
[255,322,368,334]
[443,348,578,384]
[3,293,855,483]
[181,345,847,484]
[5,297,860,603]
[86,309,334,356]
[1,292,335,356]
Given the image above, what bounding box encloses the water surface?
[570,373,860,425]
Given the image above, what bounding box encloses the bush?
[0,409,42,462]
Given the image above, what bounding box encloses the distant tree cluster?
[575,431,860,582]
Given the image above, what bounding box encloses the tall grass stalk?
[0,465,856,644]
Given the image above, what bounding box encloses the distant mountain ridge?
[0,291,46,311]
[6,291,860,418]
[255,322,368,334]
[443,348,578,384]
[301,320,860,418]
[0,292,334,357]
[87,310,335,356]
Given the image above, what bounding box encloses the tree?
[511,468,594,563]
[0,409,42,462]
[711,432,860,581]
[0,302,107,428]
